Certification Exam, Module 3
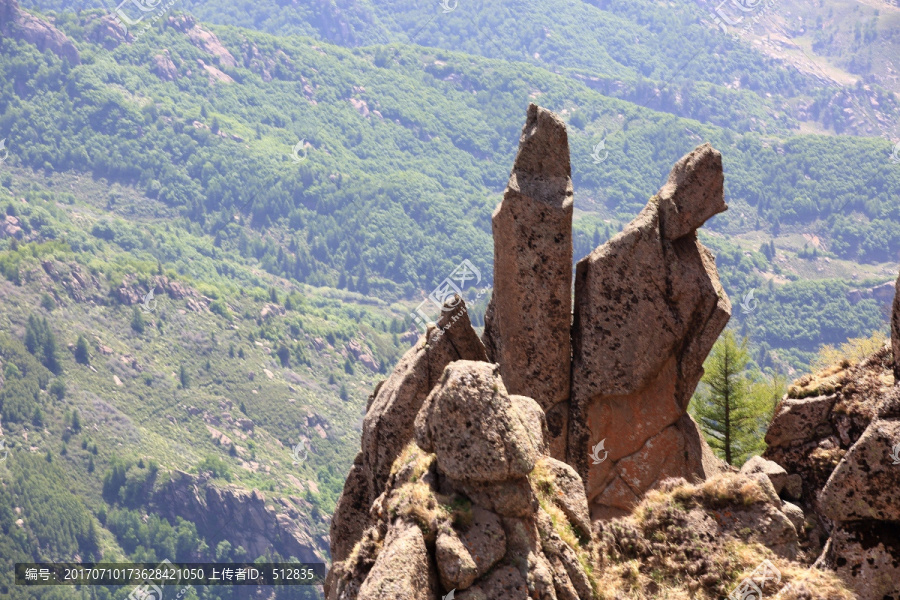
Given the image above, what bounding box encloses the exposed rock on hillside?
[815,387,900,599]
[329,298,488,567]
[764,341,900,598]
[168,15,237,68]
[328,105,742,598]
[569,143,730,520]
[482,104,573,459]
[0,0,80,64]
[593,474,854,599]
[152,470,326,563]
[326,103,878,599]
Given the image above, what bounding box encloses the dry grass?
[812,332,888,373]
[595,475,856,600]
[529,459,598,597]
[389,441,434,483]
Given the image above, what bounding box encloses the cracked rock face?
[763,346,900,598]
[814,390,900,599]
[568,143,730,520]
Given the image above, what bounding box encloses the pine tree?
[690,331,780,466]
[75,334,90,365]
[25,315,61,374]
[357,264,370,295]
[179,364,191,389]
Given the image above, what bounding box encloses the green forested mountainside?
[0,168,400,599]
[2,14,899,288]
[23,0,900,138]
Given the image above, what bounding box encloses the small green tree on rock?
[690,331,782,466]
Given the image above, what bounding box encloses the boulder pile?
[760,270,900,598]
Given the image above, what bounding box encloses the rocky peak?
[327,105,741,599]
[569,141,730,520]
[482,103,573,458]
[656,142,726,240]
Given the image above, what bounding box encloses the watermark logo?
[112,0,162,33]
[890,141,900,165]
[740,289,758,313]
[590,439,608,464]
[128,582,163,600]
[440,0,458,13]
[728,559,781,600]
[890,442,900,465]
[0,139,8,163]
[0,439,8,462]
[410,259,484,332]
[292,431,310,466]
[291,140,308,164]
[590,138,609,164]
[711,0,766,33]
[140,288,158,313]
[442,590,456,600]
[126,559,184,600]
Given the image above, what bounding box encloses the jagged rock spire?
[482,103,574,459]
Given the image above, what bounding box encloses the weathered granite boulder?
[812,388,900,599]
[482,103,573,459]
[762,339,900,597]
[415,361,540,484]
[356,522,437,600]
[815,522,900,600]
[740,455,790,496]
[819,417,900,522]
[327,361,594,600]
[435,507,506,590]
[568,143,730,520]
[329,298,487,567]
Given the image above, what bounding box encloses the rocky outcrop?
[814,389,900,598]
[0,0,79,64]
[848,280,894,306]
[168,14,237,68]
[329,298,487,566]
[327,361,594,600]
[152,51,179,82]
[594,474,853,600]
[151,470,325,563]
[569,143,730,520]
[482,104,573,459]
[763,341,900,598]
[86,13,130,49]
[329,107,744,598]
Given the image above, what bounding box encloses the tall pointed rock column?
[482,103,573,459]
